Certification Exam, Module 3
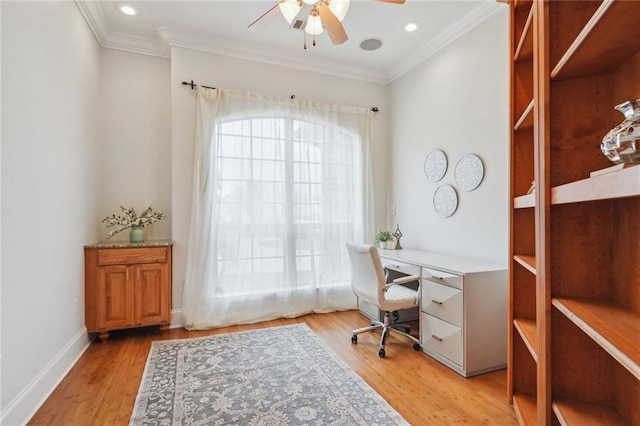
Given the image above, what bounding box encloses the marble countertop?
[85,239,174,249]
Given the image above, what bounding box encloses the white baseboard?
[0,328,92,426]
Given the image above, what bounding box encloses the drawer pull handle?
[431,299,444,305]
[432,334,443,342]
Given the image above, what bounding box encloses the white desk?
[375,248,507,377]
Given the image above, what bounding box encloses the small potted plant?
[375,230,393,249]
[102,206,165,242]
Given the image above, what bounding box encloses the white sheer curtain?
[183,86,375,329]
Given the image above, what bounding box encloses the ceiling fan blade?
[318,4,348,45]
[248,3,281,31]
[372,0,406,4]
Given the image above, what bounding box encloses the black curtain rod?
[180,80,379,113]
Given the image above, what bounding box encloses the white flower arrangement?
[102,206,166,239]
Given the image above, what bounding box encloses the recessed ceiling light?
[119,5,137,16]
[404,22,419,32]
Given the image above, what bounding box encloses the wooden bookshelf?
[508,1,640,424]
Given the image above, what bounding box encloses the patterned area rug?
[130,323,408,425]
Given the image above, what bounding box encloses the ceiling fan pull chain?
[303,31,307,50]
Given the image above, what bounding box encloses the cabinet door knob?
[431,335,443,342]
[431,299,444,305]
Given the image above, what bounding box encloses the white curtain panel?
[183,86,375,329]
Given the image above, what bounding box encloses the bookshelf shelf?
[552,399,626,426]
[513,393,537,426]
[513,318,537,362]
[513,255,535,275]
[552,297,640,380]
[551,165,640,205]
[551,1,640,80]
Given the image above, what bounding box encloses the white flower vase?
[130,226,145,242]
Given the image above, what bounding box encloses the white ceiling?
[77,0,504,83]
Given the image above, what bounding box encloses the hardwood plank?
[552,297,640,380]
[27,311,517,426]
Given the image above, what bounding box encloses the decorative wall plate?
[454,154,484,191]
[433,184,458,217]
[424,149,448,182]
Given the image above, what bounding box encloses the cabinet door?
[134,263,169,326]
[97,265,134,330]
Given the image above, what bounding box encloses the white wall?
[389,9,509,265]
[169,47,391,316]
[1,2,101,424]
[98,49,171,241]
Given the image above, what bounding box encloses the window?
[212,116,356,297]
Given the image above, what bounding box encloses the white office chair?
[346,240,422,358]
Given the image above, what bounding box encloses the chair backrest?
[346,240,386,308]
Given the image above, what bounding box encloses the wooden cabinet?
[85,241,173,342]
[508,1,640,424]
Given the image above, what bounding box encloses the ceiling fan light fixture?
[279,0,302,24]
[328,0,350,22]
[305,8,324,35]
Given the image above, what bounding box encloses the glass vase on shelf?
[601,99,640,164]
[130,226,145,243]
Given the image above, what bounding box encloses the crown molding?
[75,0,503,84]
[75,0,169,58]
[386,2,504,82]
[158,27,389,84]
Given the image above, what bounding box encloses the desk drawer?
[421,313,463,367]
[422,267,463,290]
[422,280,463,327]
[381,258,420,277]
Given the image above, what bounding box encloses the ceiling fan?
[248,0,405,48]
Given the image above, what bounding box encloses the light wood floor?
[29,310,517,425]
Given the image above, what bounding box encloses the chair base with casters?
[351,310,422,358]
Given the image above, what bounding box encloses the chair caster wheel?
[413,343,422,351]
[378,349,385,358]
[351,335,357,344]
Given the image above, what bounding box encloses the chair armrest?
[393,275,419,284]
[384,274,419,291]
